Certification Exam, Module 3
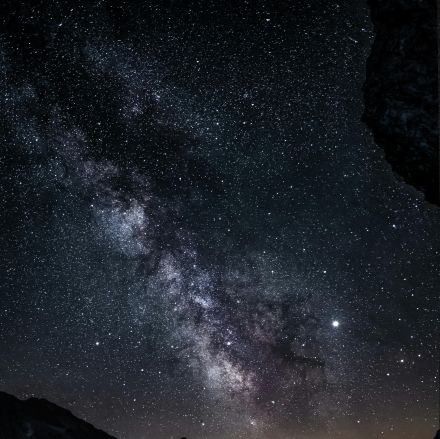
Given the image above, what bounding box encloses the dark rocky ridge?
[0,391,116,439]
[0,390,438,438]
[363,0,439,205]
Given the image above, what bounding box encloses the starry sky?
[0,1,439,438]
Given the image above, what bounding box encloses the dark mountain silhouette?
[0,391,116,439]
[0,390,438,438]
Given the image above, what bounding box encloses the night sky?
[0,1,439,439]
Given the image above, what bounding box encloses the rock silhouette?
[0,391,116,439]
[363,0,438,205]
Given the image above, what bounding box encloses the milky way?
[0,1,439,439]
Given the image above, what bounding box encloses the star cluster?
[0,1,438,439]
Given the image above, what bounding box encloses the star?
[0,2,437,439]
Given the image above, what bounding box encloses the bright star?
[332,320,340,328]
